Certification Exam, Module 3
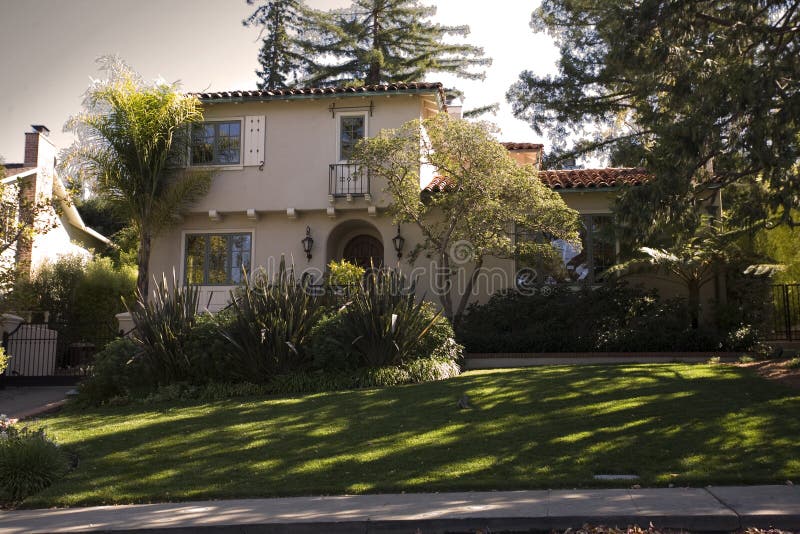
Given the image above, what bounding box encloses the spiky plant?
[127,272,200,384]
[220,257,326,381]
[335,268,441,367]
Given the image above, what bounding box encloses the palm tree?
[604,218,739,329]
[63,57,212,297]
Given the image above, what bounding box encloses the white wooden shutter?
[244,115,265,167]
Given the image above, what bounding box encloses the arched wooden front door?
[343,234,384,269]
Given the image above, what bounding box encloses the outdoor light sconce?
[392,224,405,259]
[301,226,314,261]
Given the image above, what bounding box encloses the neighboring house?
[146,82,719,312]
[2,125,109,277]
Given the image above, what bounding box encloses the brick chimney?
[16,125,55,275]
[23,125,50,167]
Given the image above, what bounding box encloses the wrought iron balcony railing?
[329,163,370,198]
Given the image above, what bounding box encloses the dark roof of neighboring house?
[194,82,445,102]
[537,168,651,189]
[501,142,544,150]
[2,164,35,178]
[423,167,651,193]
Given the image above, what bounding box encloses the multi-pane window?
[339,115,366,161]
[191,121,241,165]
[184,233,252,285]
[516,214,616,284]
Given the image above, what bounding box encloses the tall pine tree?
[507,0,800,241]
[303,0,490,86]
[244,0,311,90]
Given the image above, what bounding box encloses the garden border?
[465,352,744,369]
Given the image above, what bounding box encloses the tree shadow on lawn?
[27,364,800,507]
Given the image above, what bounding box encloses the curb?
[4,487,799,533]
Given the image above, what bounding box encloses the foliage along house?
[146,82,717,312]
[2,125,109,279]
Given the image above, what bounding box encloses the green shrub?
[267,356,461,395]
[457,282,759,353]
[326,259,364,286]
[75,337,149,406]
[0,422,68,504]
[10,255,135,347]
[73,257,136,337]
[787,357,800,370]
[219,258,326,381]
[183,311,237,383]
[128,273,200,384]
[0,347,8,375]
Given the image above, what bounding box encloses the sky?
[0,0,560,162]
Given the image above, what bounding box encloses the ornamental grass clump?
[127,271,200,384]
[0,418,68,504]
[219,257,326,381]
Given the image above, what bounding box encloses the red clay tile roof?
[194,82,444,101]
[538,168,651,189]
[423,167,651,193]
[501,142,544,150]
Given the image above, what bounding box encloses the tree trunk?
[137,232,152,299]
[453,259,484,329]
[688,279,700,330]
[367,4,381,84]
[437,251,454,320]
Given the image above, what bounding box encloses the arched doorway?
[343,234,384,268]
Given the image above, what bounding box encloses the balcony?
[329,163,370,199]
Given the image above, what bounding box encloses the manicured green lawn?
[25,364,800,507]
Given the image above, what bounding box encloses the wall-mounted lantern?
[301,226,314,261]
[392,224,405,259]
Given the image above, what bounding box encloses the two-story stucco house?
[147,82,720,312]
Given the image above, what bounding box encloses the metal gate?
[769,284,800,341]
[1,321,118,386]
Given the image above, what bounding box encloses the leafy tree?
[752,212,800,283]
[63,57,212,297]
[352,113,579,322]
[605,218,744,328]
[243,0,312,89]
[303,0,490,86]
[507,0,800,242]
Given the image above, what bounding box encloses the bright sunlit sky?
[0,0,560,161]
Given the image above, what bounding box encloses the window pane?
[216,122,241,164]
[191,124,214,165]
[340,116,365,160]
[191,122,241,165]
[516,224,587,283]
[229,234,252,284]
[591,215,615,279]
[185,234,207,284]
[208,235,229,284]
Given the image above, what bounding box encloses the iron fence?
[329,163,370,197]
[1,320,120,386]
[768,283,800,341]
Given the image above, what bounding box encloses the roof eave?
[199,87,444,105]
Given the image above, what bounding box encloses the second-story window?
[339,115,366,161]
[191,121,241,166]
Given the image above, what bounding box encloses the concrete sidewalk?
[0,386,72,422]
[1,485,798,533]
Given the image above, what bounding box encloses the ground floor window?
[517,214,616,284]
[184,232,252,285]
